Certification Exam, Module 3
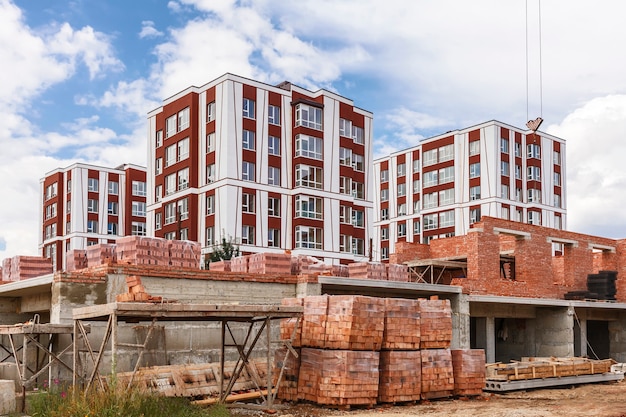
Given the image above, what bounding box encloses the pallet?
[486,357,615,381]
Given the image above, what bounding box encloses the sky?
[2,0,626,260]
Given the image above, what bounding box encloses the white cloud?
[139,21,163,39]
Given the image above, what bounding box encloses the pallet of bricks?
[3,256,53,281]
[65,249,88,272]
[248,252,291,275]
[116,236,169,266]
[347,262,387,280]
[86,243,117,267]
[169,240,201,268]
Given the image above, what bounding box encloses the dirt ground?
[233,380,626,417]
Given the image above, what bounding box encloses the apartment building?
[147,73,374,264]
[39,163,147,271]
[373,120,566,261]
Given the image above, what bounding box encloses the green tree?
[204,236,240,268]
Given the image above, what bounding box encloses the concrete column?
[486,316,496,363]
[579,317,588,358]
[450,294,470,349]
[609,312,626,362]
[295,282,321,298]
[0,380,16,415]
[534,307,573,357]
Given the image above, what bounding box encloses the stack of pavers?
[378,298,421,403]
[6,256,53,281]
[348,262,388,280]
[65,249,88,272]
[86,243,117,267]
[169,240,201,268]
[418,298,455,400]
[451,349,486,396]
[298,295,383,408]
[116,236,169,266]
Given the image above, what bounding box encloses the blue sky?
[2,0,626,260]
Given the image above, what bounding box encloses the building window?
[380,188,389,202]
[423,171,438,188]
[268,228,280,247]
[108,181,118,195]
[108,201,118,215]
[397,163,406,177]
[295,134,323,159]
[165,202,176,224]
[470,208,481,224]
[165,144,176,167]
[423,214,437,230]
[339,205,351,224]
[398,203,407,216]
[469,140,480,156]
[87,199,98,213]
[132,201,146,217]
[423,192,437,209]
[470,186,481,201]
[439,144,454,162]
[178,168,189,190]
[207,132,215,153]
[413,179,420,193]
[515,187,523,202]
[66,180,71,194]
[178,107,189,131]
[501,138,509,153]
[528,188,541,203]
[132,181,147,197]
[413,220,421,234]
[295,103,322,130]
[553,150,561,165]
[295,226,322,249]
[439,188,454,205]
[87,220,98,233]
[554,194,562,208]
[268,197,280,217]
[439,210,455,228]
[554,172,561,186]
[515,142,522,157]
[339,234,351,253]
[528,211,541,225]
[339,147,352,166]
[527,143,541,159]
[206,195,214,215]
[165,173,176,195]
[501,161,509,176]
[381,246,389,260]
[166,114,176,138]
[554,215,562,230]
[268,104,280,125]
[164,231,176,240]
[413,200,420,212]
[206,226,215,245]
[352,238,365,256]
[423,149,438,166]
[339,118,352,137]
[178,198,189,220]
[398,222,406,237]
[501,184,509,199]
[413,159,420,172]
[380,169,389,183]
[352,181,365,200]
[179,228,188,241]
[177,137,189,161]
[243,130,255,150]
[207,164,216,184]
[88,178,98,192]
[352,125,364,144]
[131,222,147,236]
[268,136,280,156]
[207,101,216,122]
[352,154,364,172]
[295,165,323,189]
[380,208,389,221]
[397,183,406,197]
[155,185,162,202]
[155,213,162,230]
[155,158,162,175]
[243,98,255,119]
[242,161,255,181]
[527,166,541,181]
[295,195,323,219]
[469,162,481,178]
[156,130,163,148]
[501,208,510,220]
[352,209,364,228]
[242,225,255,244]
[515,165,522,179]
[439,166,454,184]
[381,227,389,240]
[242,193,255,213]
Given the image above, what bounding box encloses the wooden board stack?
[8,256,53,280]
[247,252,291,275]
[348,262,387,280]
[378,350,422,403]
[65,249,88,272]
[382,298,420,350]
[299,348,380,407]
[387,264,410,282]
[486,357,614,381]
[324,295,385,351]
[115,237,168,266]
[208,260,231,272]
[418,298,452,349]
[274,346,301,402]
[169,240,201,268]
[420,349,455,399]
[86,244,117,267]
[229,255,249,273]
[451,349,486,396]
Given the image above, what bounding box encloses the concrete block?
[0,380,16,415]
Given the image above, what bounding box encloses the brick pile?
[248,252,291,275]
[324,296,385,350]
[387,263,410,282]
[300,295,329,349]
[6,256,53,281]
[451,349,486,396]
[208,260,231,272]
[116,236,169,266]
[378,350,422,403]
[348,262,387,280]
[420,349,455,399]
[382,298,420,350]
[280,298,303,347]
[86,243,117,267]
[299,348,379,407]
[116,275,163,302]
[169,240,201,268]
[418,298,452,349]
[274,346,301,402]
[229,255,249,273]
[65,249,88,272]
[331,265,349,277]
[291,255,325,275]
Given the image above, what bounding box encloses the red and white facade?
[39,163,147,271]
[374,120,566,261]
[147,73,374,264]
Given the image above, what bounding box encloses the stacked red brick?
[65,249,88,272]
[451,349,486,396]
[378,298,422,403]
[419,298,454,399]
[86,243,117,267]
[230,255,248,273]
[348,262,387,280]
[169,240,201,268]
[387,264,410,282]
[274,346,300,402]
[4,256,53,281]
[208,260,231,272]
[116,237,169,266]
[116,275,162,302]
[248,253,291,275]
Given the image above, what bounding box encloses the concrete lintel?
[317,276,462,295]
[546,236,579,247]
[493,227,531,240]
[588,243,616,253]
[470,294,626,310]
[467,228,484,234]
